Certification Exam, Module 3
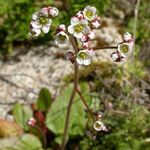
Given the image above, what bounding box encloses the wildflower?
[76,50,92,65]
[28,117,36,127]
[55,31,69,47]
[117,42,132,57]
[93,120,106,131]
[30,12,52,34]
[68,17,90,39]
[83,6,97,21]
[111,51,126,62]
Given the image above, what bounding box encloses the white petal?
[76,58,84,65]
[30,21,41,29]
[80,19,88,25]
[32,12,39,20]
[29,28,41,37]
[68,25,74,34]
[47,19,52,26]
[71,17,80,25]
[83,59,91,65]
[42,25,50,33]
[74,32,83,39]
[83,26,91,34]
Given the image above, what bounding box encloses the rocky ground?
[0,18,124,120]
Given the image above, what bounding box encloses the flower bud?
[66,51,75,64]
[28,117,36,127]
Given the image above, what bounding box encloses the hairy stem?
[61,37,79,150]
[79,46,117,51]
[76,88,95,122]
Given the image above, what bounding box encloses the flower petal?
[83,59,91,65]
[42,25,50,33]
[32,12,39,20]
[71,17,80,25]
[68,25,74,34]
[30,21,41,29]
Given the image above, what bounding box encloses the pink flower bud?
[87,31,95,40]
[81,35,89,42]
[83,42,90,49]
[128,38,134,47]
[92,20,100,28]
[66,51,75,64]
[28,117,36,127]
[58,24,66,31]
[111,51,126,62]
[76,11,84,20]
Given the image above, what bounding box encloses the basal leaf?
[13,103,33,131]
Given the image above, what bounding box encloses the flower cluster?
[55,6,100,66]
[111,32,134,63]
[29,6,59,37]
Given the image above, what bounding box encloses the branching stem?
[76,88,95,122]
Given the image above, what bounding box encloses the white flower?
[83,6,97,21]
[111,51,126,62]
[117,42,132,57]
[29,27,41,37]
[68,17,90,39]
[93,121,105,131]
[30,12,52,34]
[123,32,132,42]
[55,31,69,47]
[76,50,92,65]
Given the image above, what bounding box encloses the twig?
[61,37,79,150]
[76,88,95,122]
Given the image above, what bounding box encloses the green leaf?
[37,88,52,111]
[13,103,33,131]
[46,83,89,143]
[0,134,43,150]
